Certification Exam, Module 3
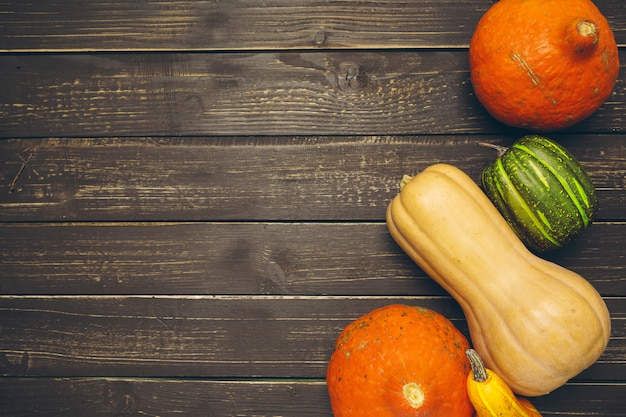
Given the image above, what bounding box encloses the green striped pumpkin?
[481,135,598,252]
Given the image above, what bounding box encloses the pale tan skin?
[386,163,611,396]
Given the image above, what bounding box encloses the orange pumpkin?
[326,304,474,417]
[469,0,619,131]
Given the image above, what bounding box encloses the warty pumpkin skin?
[386,163,611,396]
[326,304,474,417]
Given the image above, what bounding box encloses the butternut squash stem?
[399,174,413,191]
[466,349,489,382]
[479,142,509,157]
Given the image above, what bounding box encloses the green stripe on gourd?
[485,158,562,249]
[482,155,562,250]
[480,136,598,253]
[512,141,593,227]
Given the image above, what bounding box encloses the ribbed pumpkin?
[481,135,598,252]
[326,304,474,417]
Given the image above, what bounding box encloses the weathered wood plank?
[0,0,624,52]
[0,222,438,296]
[1,222,624,296]
[1,136,624,221]
[2,51,626,137]
[0,378,625,417]
[0,296,624,380]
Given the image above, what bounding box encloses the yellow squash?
[466,349,543,417]
[386,163,610,396]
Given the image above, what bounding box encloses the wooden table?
[1,1,624,415]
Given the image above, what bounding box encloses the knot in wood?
[107,382,137,413]
[313,30,327,46]
[337,62,366,91]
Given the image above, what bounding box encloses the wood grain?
[0,1,624,52]
[2,51,626,137]
[1,378,624,416]
[1,222,624,296]
[1,378,625,416]
[0,296,624,380]
[1,136,624,221]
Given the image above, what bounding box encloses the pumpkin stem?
[466,349,489,383]
[572,19,599,53]
[479,141,508,157]
[402,382,425,409]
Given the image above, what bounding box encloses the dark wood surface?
[1,1,625,416]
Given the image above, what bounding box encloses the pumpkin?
[326,304,474,417]
[469,0,619,131]
[466,349,543,417]
[480,135,598,252]
[386,163,611,396]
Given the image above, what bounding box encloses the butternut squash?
[386,163,610,396]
